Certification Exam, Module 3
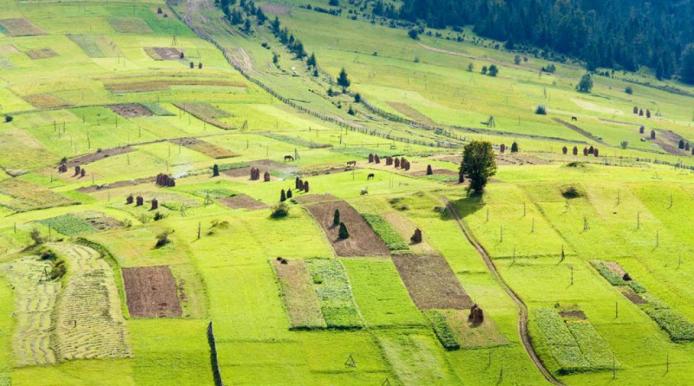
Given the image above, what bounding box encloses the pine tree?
[333,209,341,226]
[337,68,351,92]
[577,73,593,93]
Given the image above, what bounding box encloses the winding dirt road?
[444,199,562,386]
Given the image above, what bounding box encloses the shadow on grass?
[444,193,485,221]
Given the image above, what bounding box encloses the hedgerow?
[424,310,460,350]
[362,214,408,251]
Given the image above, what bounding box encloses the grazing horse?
[284,155,294,162]
[571,116,578,122]
[367,173,375,180]
[346,160,357,167]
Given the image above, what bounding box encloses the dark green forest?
[378,0,694,83]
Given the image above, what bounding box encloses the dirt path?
[553,117,607,145]
[444,199,562,386]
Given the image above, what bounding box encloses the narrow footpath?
[444,199,563,386]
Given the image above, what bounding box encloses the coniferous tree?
[337,68,351,92]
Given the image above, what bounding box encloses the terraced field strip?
[391,253,472,310]
[445,199,562,386]
[552,118,608,145]
[51,244,131,361]
[272,259,326,329]
[299,194,389,257]
[0,256,59,367]
[122,265,182,318]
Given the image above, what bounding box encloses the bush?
[155,231,171,248]
[271,203,290,219]
[560,185,583,199]
[535,105,547,115]
[625,86,633,94]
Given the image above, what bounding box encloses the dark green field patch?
[362,213,409,251]
[39,214,94,236]
[305,258,363,329]
[535,308,616,375]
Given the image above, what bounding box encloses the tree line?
[378,0,694,83]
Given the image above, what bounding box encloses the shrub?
[625,86,633,94]
[271,203,290,219]
[560,185,583,199]
[535,105,547,115]
[155,231,171,248]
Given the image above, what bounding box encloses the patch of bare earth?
[144,47,182,60]
[392,253,473,310]
[223,159,293,178]
[559,309,587,320]
[65,146,133,168]
[170,137,237,159]
[260,3,290,15]
[78,176,155,193]
[496,153,549,166]
[109,103,153,118]
[122,266,182,318]
[300,194,389,257]
[620,287,647,305]
[387,101,436,126]
[219,194,267,210]
[652,129,690,155]
[174,102,235,130]
[23,94,70,109]
[0,18,45,36]
[25,48,57,59]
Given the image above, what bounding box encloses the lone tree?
[576,73,593,93]
[212,164,220,177]
[462,141,497,194]
[426,165,433,175]
[510,142,519,153]
[488,64,499,77]
[280,189,287,202]
[337,68,351,92]
[333,208,341,227]
[338,222,349,239]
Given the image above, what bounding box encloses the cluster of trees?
[390,0,694,83]
[217,0,266,34]
[270,17,307,59]
[480,64,498,77]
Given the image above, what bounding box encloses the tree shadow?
[443,193,485,221]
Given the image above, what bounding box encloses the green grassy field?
[0,0,693,385]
